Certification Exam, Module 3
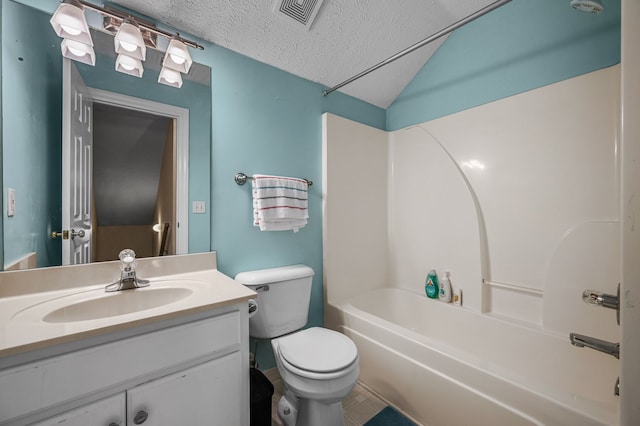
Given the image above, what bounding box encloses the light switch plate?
[192,201,206,214]
[7,188,15,217]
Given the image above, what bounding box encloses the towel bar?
[235,172,313,186]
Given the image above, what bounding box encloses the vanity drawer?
[0,310,241,423]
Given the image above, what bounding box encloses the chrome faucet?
[569,333,619,359]
[105,249,150,292]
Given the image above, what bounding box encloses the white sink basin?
[10,279,208,324]
[43,287,194,323]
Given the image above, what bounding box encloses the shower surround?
[323,66,620,424]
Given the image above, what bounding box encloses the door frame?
[620,0,640,422]
[88,88,189,255]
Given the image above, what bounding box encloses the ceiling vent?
[274,0,324,29]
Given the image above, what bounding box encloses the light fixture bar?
[76,0,204,51]
[103,10,157,48]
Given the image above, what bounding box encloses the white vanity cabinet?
[0,306,250,426]
[32,394,126,426]
[127,352,243,425]
[32,353,242,426]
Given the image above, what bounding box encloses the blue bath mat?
[364,406,417,426]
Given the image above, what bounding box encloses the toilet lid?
[278,327,358,373]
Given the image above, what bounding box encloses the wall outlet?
[192,201,206,214]
[7,188,15,217]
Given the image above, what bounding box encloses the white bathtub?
[326,288,619,425]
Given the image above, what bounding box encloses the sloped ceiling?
[111,0,495,108]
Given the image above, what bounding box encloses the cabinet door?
[32,393,125,426]
[127,352,242,426]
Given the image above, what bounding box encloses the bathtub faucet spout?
[569,333,619,359]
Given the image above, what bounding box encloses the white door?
[62,59,93,265]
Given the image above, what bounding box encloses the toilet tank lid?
[234,264,314,285]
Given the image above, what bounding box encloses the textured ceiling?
[111,0,494,108]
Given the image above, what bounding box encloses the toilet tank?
[235,265,314,339]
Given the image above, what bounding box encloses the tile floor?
[263,368,388,426]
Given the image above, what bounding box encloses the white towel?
[252,174,309,232]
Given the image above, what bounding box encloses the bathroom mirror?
[1,0,212,270]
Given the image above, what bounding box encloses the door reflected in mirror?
[1,0,212,271]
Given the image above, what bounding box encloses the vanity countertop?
[0,267,256,359]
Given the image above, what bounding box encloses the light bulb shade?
[115,54,144,78]
[158,66,183,88]
[114,22,146,61]
[61,39,96,66]
[162,38,193,73]
[50,3,93,46]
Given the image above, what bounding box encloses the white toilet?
[235,265,359,426]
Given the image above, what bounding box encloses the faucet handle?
[582,289,618,308]
[582,283,620,325]
[119,249,138,279]
[119,249,137,267]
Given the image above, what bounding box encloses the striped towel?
[252,174,309,232]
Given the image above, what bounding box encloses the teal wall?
[2,0,62,268]
[209,46,384,368]
[387,0,621,130]
[207,29,386,368]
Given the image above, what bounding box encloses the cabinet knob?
[108,423,120,426]
[133,410,149,424]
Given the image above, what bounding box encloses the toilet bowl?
[272,327,359,426]
[234,265,360,426]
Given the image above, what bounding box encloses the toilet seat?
[277,327,358,373]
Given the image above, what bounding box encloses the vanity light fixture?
[115,54,144,78]
[49,0,204,88]
[158,67,183,88]
[61,38,96,66]
[162,38,193,74]
[114,19,146,61]
[49,0,93,46]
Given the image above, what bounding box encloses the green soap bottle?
[425,269,439,298]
